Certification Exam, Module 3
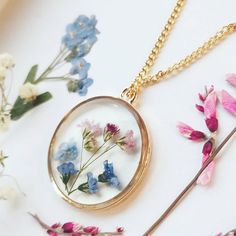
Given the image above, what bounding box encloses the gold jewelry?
[122,0,236,103]
[48,0,236,210]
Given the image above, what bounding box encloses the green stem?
[83,144,117,170]
[34,48,69,84]
[68,141,108,193]
[80,138,84,170]
[82,141,108,168]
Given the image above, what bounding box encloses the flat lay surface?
[0,0,236,235]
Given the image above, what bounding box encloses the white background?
[0,0,236,235]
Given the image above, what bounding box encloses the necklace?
[48,0,236,210]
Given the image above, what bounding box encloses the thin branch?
[143,126,236,236]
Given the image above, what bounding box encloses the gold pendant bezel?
[48,96,151,210]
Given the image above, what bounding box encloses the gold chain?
[122,0,236,103]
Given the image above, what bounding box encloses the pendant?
[48,96,151,209]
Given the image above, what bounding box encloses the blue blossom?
[69,58,91,78]
[57,162,78,176]
[87,172,98,194]
[55,141,78,161]
[73,35,98,58]
[62,15,99,50]
[77,78,93,96]
[98,160,120,188]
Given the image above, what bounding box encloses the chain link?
[122,0,236,103]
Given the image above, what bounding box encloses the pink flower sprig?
[143,74,236,236]
[30,213,124,236]
[216,228,236,236]
[177,75,236,185]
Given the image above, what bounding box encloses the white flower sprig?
[0,53,15,130]
[0,150,25,201]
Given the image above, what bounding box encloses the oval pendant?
[48,96,151,210]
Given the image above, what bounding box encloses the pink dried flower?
[177,122,206,141]
[47,223,61,236]
[83,226,99,235]
[218,90,236,116]
[117,227,124,233]
[197,160,216,185]
[198,85,214,102]
[202,140,213,157]
[204,91,218,132]
[226,73,236,87]
[62,222,74,233]
[104,123,120,141]
[105,123,120,135]
[79,120,102,138]
[117,130,136,153]
[195,104,204,113]
[205,117,218,133]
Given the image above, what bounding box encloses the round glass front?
[48,96,150,209]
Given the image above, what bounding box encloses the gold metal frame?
[48,96,151,210]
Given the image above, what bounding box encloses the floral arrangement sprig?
[30,213,124,236]
[10,15,99,120]
[0,53,15,130]
[216,228,236,236]
[0,150,24,200]
[143,74,236,236]
[54,121,136,195]
[177,74,236,185]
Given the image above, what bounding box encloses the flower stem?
[30,213,123,235]
[83,144,117,170]
[143,126,236,236]
[82,141,108,168]
[68,141,108,193]
[34,48,69,84]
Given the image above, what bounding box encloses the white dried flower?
[0,113,11,130]
[0,186,17,200]
[0,66,7,81]
[0,53,15,69]
[19,82,38,101]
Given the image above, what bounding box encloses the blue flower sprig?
[66,160,120,195]
[54,121,136,196]
[11,15,99,120]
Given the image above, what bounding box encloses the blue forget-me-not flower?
[55,141,79,161]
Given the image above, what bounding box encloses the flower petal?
[195,104,204,113]
[202,140,213,157]
[204,91,217,119]
[226,73,236,87]
[218,90,236,116]
[205,117,218,133]
[177,122,206,141]
[177,122,194,137]
[197,161,216,185]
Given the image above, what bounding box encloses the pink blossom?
[47,223,61,236]
[103,123,120,141]
[83,226,99,235]
[198,85,214,102]
[197,160,216,185]
[218,90,236,116]
[105,123,120,135]
[123,130,136,153]
[226,73,236,87]
[47,230,58,236]
[202,140,213,157]
[195,104,204,113]
[79,120,102,138]
[204,91,218,132]
[177,122,206,141]
[204,91,217,118]
[117,227,124,233]
[62,222,74,233]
